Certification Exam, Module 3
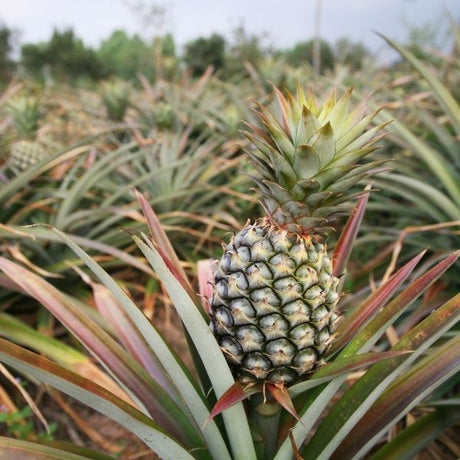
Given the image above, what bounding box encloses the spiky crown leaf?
[243,86,388,234]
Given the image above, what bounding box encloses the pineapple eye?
[289,243,309,265]
[258,313,289,340]
[250,287,281,314]
[213,307,234,328]
[219,336,243,364]
[235,325,265,352]
[295,264,318,286]
[282,300,311,326]
[264,338,296,366]
[292,348,317,374]
[250,239,274,261]
[304,285,326,309]
[236,246,251,263]
[246,262,273,289]
[311,305,331,329]
[314,328,332,354]
[220,253,232,272]
[266,367,298,385]
[214,279,228,298]
[229,298,257,325]
[269,253,296,278]
[235,226,264,246]
[289,323,316,348]
[243,352,271,379]
[273,276,303,302]
[227,271,249,292]
[269,231,292,252]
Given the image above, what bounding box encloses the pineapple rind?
[211,219,339,385]
[8,140,48,172]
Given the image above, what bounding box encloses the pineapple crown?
[243,85,388,234]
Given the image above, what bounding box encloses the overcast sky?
[1,0,459,60]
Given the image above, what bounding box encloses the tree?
[285,39,334,73]
[334,38,371,71]
[0,24,16,81]
[21,28,104,81]
[98,30,155,81]
[224,25,268,77]
[183,33,226,76]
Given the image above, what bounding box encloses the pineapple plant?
[6,95,51,172]
[210,86,386,386]
[100,79,132,123]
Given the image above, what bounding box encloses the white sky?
[1,0,459,59]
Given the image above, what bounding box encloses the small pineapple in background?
[7,95,41,139]
[8,139,48,171]
[6,95,51,172]
[211,86,386,386]
[153,102,175,130]
[100,79,132,122]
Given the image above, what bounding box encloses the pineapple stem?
[249,392,282,459]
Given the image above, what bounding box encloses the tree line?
[0,23,372,84]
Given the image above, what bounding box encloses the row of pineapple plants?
[0,83,459,459]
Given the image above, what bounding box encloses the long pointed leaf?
[290,350,412,397]
[332,250,425,354]
[379,34,460,135]
[332,189,370,278]
[0,436,113,460]
[369,405,460,460]
[301,292,460,460]
[335,333,460,459]
[50,228,233,460]
[135,189,192,295]
[376,112,460,206]
[0,312,131,404]
[91,282,177,401]
[134,233,257,459]
[340,250,460,357]
[0,339,194,460]
[0,257,199,447]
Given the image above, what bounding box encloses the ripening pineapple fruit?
[8,139,48,172]
[210,86,386,386]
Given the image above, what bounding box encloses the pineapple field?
[0,20,459,460]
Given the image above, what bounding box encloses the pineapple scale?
[211,220,339,385]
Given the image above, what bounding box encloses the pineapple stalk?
[249,391,282,459]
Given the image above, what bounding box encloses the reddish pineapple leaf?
[0,436,115,459]
[207,382,259,423]
[291,350,413,397]
[134,189,193,296]
[302,292,460,460]
[368,405,460,460]
[332,188,370,278]
[0,338,195,458]
[197,258,216,315]
[0,257,197,446]
[332,250,460,356]
[91,282,176,400]
[333,250,426,354]
[267,384,300,421]
[272,85,292,134]
[288,431,304,460]
[332,333,460,460]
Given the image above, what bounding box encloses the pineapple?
[8,139,48,172]
[6,94,51,172]
[210,86,386,386]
